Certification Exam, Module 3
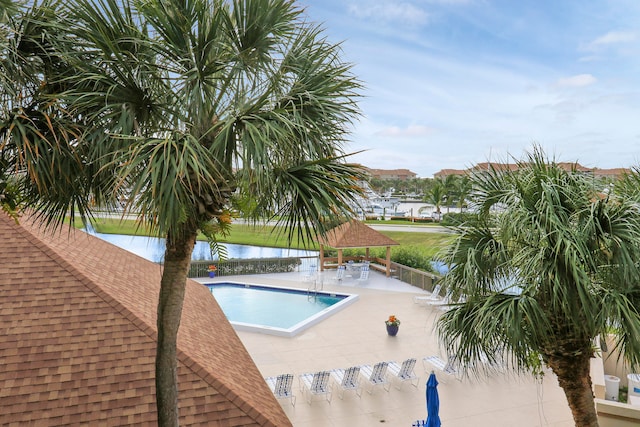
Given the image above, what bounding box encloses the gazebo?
[317,220,399,277]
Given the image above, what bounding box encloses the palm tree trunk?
[548,353,599,427]
[156,228,198,427]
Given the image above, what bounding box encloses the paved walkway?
[196,271,574,427]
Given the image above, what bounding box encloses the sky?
[299,0,640,177]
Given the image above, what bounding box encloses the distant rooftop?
[365,167,418,181]
[434,162,630,179]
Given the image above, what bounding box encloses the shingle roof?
[0,212,292,426]
[317,220,399,249]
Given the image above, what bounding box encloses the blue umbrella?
[426,371,441,427]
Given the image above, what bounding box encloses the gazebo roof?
[317,220,399,249]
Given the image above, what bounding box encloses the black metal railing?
[189,257,309,278]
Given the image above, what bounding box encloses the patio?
[196,270,575,427]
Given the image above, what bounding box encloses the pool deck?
[196,270,575,427]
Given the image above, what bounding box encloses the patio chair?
[303,264,317,282]
[360,361,391,393]
[333,265,346,284]
[387,358,419,389]
[265,373,296,406]
[413,284,442,304]
[422,355,460,382]
[433,293,466,314]
[357,264,370,282]
[299,370,332,404]
[330,366,362,399]
[424,288,453,308]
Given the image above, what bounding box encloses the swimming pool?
[207,282,359,337]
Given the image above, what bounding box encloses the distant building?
[434,162,630,179]
[366,168,417,181]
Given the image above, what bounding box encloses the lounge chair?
[433,293,466,314]
[332,265,346,284]
[424,288,453,307]
[422,355,460,381]
[387,358,419,389]
[357,264,370,282]
[299,370,332,404]
[330,366,362,399]
[360,361,391,393]
[265,373,296,406]
[413,284,442,304]
[303,264,317,282]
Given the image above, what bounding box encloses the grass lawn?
[88,217,453,255]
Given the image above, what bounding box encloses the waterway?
[85,229,317,263]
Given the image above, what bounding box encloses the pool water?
[207,282,358,337]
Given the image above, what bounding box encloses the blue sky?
[300,0,640,177]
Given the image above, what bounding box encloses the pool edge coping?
[203,280,359,338]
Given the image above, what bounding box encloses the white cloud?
[555,74,597,88]
[583,30,638,51]
[592,31,637,46]
[375,124,435,138]
[348,1,429,27]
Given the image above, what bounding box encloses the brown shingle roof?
[0,213,291,426]
[317,220,399,249]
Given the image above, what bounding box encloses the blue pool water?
[207,282,358,337]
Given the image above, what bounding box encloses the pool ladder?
[307,275,323,300]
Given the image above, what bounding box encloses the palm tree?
[436,147,640,427]
[440,174,457,214]
[3,0,366,425]
[454,175,471,212]
[426,179,444,220]
[1,0,82,221]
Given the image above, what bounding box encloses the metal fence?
[189,256,441,293]
[189,256,319,278]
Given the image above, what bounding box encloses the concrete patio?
[196,269,574,427]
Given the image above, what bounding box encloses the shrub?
[411,217,434,223]
[390,246,436,273]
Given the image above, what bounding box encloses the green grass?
[88,217,453,255]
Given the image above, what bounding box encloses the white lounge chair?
[330,366,362,399]
[413,284,442,304]
[357,264,370,282]
[333,265,346,283]
[299,370,332,404]
[423,355,460,381]
[265,373,296,406]
[433,294,466,314]
[424,288,453,307]
[360,361,390,393]
[387,358,419,389]
[303,264,317,282]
